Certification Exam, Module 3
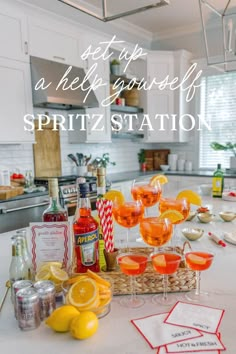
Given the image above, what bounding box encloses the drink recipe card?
[29,222,71,270]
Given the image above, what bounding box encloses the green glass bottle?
[212,164,224,198]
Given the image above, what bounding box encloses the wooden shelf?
[110,104,144,114]
[111,132,144,139]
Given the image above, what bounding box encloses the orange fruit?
[176,190,202,206]
[150,174,168,186]
[159,210,184,223]
[86,269,111,288]
[68,278,99,308]
[103,190,125,205]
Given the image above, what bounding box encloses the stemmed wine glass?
[159,197,190,245]
[117,252,148,308]
[131,179,162,216]
[185,249,215,302]
[131,179,162,242]
[151,248,182,305]
[112,197,144,249]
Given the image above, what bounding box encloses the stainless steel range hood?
[30,56,99,110]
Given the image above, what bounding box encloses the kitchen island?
[0,185,236,354]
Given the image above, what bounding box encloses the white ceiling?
[20,0,236,38]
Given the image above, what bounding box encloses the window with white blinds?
[199,72,236,169]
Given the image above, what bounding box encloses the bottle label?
[74,229,99,266]
[212,177,223,196]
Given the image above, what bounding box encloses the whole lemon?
[45,305,80,332]
[70,311,99,340]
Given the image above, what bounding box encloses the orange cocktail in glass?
[117,253,148,308]
[185,251,214,302]
[151,251,181,305]
[159,197,190,224]
[139,217,173,247]
[131,180,162,209]
[112,200,144,248]
[112,201,144,228]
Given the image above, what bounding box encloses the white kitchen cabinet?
[80,34,109,80]
[68,84,111,143]
[0,7,28,62]
[147,51,174,84]
[0,58,34,143]
[28,21,83,67]
[144,50,192,143]
[145,89,174,142]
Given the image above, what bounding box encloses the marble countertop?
[0,181,236,353]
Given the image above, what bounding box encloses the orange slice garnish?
[176,190,202,206]
[150,174,168,186]
[159,210,184,223]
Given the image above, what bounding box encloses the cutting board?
[33,119,62,177]
[0,186,24,200]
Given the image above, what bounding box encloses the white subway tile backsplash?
[0,107,197,175]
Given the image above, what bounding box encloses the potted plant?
[138,149,147,172]
[92,153,116,169]
[110,59,120,76]
[210,142,236,169]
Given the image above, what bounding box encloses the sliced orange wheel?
[159,210,184,223]
[150,174,168,186]
[103,190,125,206]
[176,190,202,206]
[86,269,111,288]
[66,275,88,285]
[153,254,166,268]
[68,278,99,308]
[188,254,206,265]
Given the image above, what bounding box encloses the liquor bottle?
[42,178,68,222]
[73,181,99,273]
[9,236,28,301]
[212,164,224,198]
[96,167,106,198]
[15,230,33,280]
[96,167,106,270]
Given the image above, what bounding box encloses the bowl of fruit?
[61,270,113,319]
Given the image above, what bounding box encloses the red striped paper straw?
[104,199,114,252]
[96,199,110,252]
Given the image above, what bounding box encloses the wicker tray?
[99,244,196,296]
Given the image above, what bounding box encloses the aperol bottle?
[73,181,99,273]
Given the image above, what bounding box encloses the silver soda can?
[34,280,56,320]
[12,280,33,319]
[16,288,40,331]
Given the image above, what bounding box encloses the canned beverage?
[12,280,33,319]
[16,288,40,331]
[34,280,56,320]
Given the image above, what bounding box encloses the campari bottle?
[42,178,68,222]
[73,180,99,273]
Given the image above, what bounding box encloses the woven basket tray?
[99,244,196,296]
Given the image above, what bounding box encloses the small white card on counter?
[164,302,225,334]
[29,222,72,271]
[158,344,221,354]
[131,313,202,349]
[165,332,225,353]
